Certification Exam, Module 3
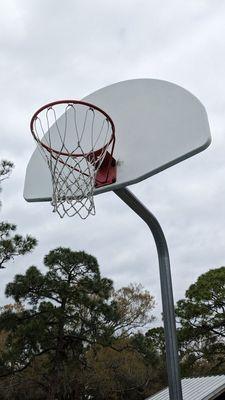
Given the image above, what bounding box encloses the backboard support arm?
[114,187,183,400]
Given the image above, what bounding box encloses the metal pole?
[114,187,183,400]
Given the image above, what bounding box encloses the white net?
[31,101,115,218]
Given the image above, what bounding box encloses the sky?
[1,0,225,325]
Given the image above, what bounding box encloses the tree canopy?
[176,267,225,374]
[0,247,156,399]
[0,159,37,269]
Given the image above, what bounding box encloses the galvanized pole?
[114,187,183,400]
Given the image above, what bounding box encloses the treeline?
[0,160,225,400]
[0,247,158,400]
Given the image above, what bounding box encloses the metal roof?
[147,375,225,400]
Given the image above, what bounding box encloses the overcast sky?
[1,0,225,325]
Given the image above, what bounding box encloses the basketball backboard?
[24,79,211,202]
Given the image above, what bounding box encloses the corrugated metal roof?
[147,375,225,400]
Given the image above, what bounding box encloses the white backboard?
[24,79,211,202]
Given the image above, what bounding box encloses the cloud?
[1,0,225,327]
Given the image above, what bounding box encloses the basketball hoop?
[30,100,116,218]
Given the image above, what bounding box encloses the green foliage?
[176,267,225,375]
[0,160,14,209]
[0,160,14,184]
[0,222,37,269]
[132,328,167,390]
[85,338,160,400]
[145,327,166,358]
[0,248,156,399]
[3,248,115,358]
[0,248,116,396]
[0,159,37,269]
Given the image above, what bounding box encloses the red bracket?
[95,152,117,188]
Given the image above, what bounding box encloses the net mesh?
[31,102,115,219]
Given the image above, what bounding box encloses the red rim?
[30,99,115,158]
